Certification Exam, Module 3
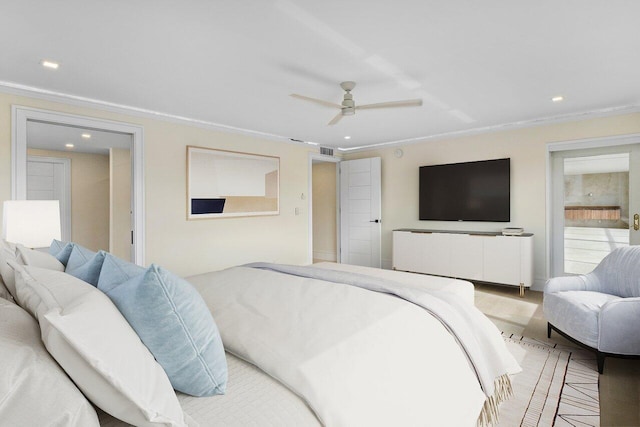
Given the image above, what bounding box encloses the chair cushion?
[592,246,640,298]
[543,290,620,348]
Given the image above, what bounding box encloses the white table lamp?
[2,200,62,248]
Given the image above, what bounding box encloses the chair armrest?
[599,297,640,355]
[544,275,588,294]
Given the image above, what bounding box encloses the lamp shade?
[2,200,62,248]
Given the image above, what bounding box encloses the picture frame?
[187,146,279,219]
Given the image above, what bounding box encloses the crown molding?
[0,80,319,148]
[337,104,640,152]
[2,80,638,153]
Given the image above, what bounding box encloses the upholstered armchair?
[543,246,640,374]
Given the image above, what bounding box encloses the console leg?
[547,323,552,338]
[519,283,525,298]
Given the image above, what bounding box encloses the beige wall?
[0,91,313,276]
[344,113,640,289]
[110,148,132,259]
[28,148,110,252]
[312,162,337,261]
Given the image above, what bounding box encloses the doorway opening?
[12,106,145,264]
[308,153,340,264]
[548,135,640,277]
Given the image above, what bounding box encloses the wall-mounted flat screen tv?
[419,158,510,222]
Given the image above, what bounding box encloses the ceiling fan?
[290,81,423,125]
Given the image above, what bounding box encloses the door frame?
[307,153,341,264]
[546,133,640,278]
[26,155,72,242]
[11,106,145,265]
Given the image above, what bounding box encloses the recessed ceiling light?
[65,143,74,148]
[41,60,59,70]
[344,136,351,140]
[81,133,91,139]
[551,96,564,103]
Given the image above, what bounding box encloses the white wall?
[344,113,640,290]
[0,91,313,276]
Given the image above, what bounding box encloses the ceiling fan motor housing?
[342,93,355,115]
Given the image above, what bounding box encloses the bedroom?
[1,1,639,426]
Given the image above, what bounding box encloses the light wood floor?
[474,283,640,427]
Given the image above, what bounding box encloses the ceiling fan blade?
[290,94,342,109]
[328,112,343,126]
[356,99,423,110]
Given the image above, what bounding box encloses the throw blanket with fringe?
[247,263,521,426]
[189,264,520,427]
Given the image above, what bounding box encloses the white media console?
[392,229,534,296]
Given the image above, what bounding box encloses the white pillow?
[0,298,99,426]
[0,275,14,302]
[12,265,188,427]
[16,244,65,271]
[0,240,20,299]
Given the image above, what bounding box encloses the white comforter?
[189,264,518,427]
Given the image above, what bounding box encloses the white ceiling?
[27,121,131,155]
[564,153,629,175]
[1,1,639,151]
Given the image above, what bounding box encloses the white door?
[550,143,640,276]
[339,157,382,267]
[27,156,72,242]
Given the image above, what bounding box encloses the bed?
[0,240,520,427]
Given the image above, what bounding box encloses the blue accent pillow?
[97,253,145,293]
[65,244,97,272]
[49,240,75,266]
[105,264,227,397]
[65,248,107,286]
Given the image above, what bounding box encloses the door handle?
[634,214,639,231]
[369,219,381,223]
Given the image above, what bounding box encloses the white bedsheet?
[189,266,488,427]
[97,352,321,426]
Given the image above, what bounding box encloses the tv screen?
[419,158,510,222]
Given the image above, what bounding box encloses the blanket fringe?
[477,374,514,427]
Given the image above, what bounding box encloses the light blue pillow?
[97,253,145,293]
[105,264,227,397]
[49,240,74,266]
[65,244,97,272]
[65,248,107,286]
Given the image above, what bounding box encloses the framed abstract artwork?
[187,146,279,219]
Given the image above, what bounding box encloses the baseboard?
[313,251,337,262]
[531,277,546,292]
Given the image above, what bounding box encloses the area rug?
[497,333,600,427]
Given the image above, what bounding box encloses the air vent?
[320,147,334,156]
